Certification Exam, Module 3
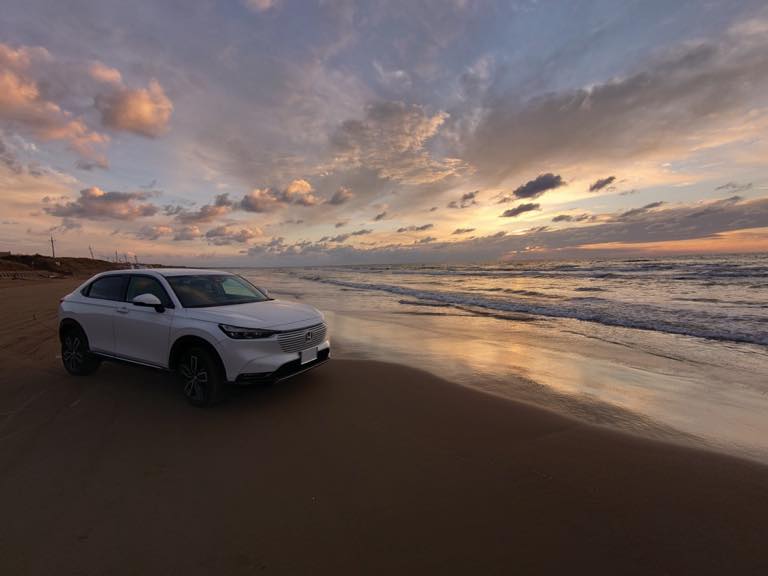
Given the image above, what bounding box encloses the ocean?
[239,254,768,461]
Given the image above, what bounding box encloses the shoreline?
[3,277,768,573]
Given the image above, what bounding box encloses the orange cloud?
[88,61,123,86]
[0,43,108,163]
[97,79,173,137]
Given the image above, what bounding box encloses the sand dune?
[1,277,768,575]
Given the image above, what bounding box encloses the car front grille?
[277,322,327,353]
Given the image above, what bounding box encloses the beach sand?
[1,277,768,575]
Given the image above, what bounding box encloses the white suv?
[58,269,330,405]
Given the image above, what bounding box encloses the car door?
[113,275,175,367]
[78,274,128,354]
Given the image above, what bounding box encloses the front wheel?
[61,326,101,375]
[176,346,224,406]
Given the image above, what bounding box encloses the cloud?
[239,180,320,212]
[329,228,372,243]
[280,179,320,206]
[88,62,122,86]
[716,182,753,193]
[0,43,108,163]
[328,186,354,205]
[616,201,664,221]
[397,224,433,232]
[466,30,768,183]
[176,193,233,223]
[452,227,475,234]
[417,236,436,244]
[43,187,158,220]
[499,173,564,202]
[244,0,276,12]
[447,190,478,208]
[205,224,262,245]
[239,188,280,213]
[334,221,347,228]
[97,80,173,137]
[501,202,540,218]
[373,61,412,90]
[136,225,173,240]
[589,176,616,192]
[242,197,768,266]
[330,101,465,185]
[49,218,82,233]
[174,225,202,241]
[373,210,387,221]
[552,213,593,223]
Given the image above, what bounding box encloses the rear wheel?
[61,326,101,375]
[176,346,224,406]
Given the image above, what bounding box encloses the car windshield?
[166,275,269,308]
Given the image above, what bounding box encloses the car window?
[221,277,256,297]
[166,275,269,308]
[126,275,172,307]
[87,275,128,302]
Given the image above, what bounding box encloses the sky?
[1,0,767,266]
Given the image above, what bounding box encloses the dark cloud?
[373,211,387,221]
[243,197,768,266]
[499,174,564,202]
[44,187,158,220]
[501,202,540,218]
[448,190,478,209]
[467,33,768,184]
[173,225,202,241]
[589,176,616,192]
[397,224,433,232]
[205,224,260,245]
[136,225,173,240]
[417,236,436,244]
[49,218,82,233]
[334,221,347,228]
[429,206,438,212]
[715,182,753,193]
[452,227,475,234]
[552,213,593,223]
[328,187,354,205]
[616,201,664,221]
[0,136,23,174]
[176,193,233,223]
[329,228,372,243]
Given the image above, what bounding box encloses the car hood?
[187,299,323,330]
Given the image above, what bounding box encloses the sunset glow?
[1,1,767,265]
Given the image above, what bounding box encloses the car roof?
[154,268,232,277]
[95,268,232,278]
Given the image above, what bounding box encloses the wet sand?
[2,277,768,575]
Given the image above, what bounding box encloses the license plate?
[300,347,318,365]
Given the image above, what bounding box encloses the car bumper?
[219,337,331,383]
[233,347,330,385]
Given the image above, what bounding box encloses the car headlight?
[219,324,276,339]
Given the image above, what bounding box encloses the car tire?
[176,346,224,406]
[61,325,101,376]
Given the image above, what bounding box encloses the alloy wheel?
[62,334,84,372]
[180,354,208,402]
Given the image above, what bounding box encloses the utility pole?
[50,235,56,259]
[115,249,119,263]
[89,245,94,259]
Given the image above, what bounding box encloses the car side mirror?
[132,293,165,312]
[258,286,270,298]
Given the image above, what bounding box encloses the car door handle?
[116,307,129,314]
